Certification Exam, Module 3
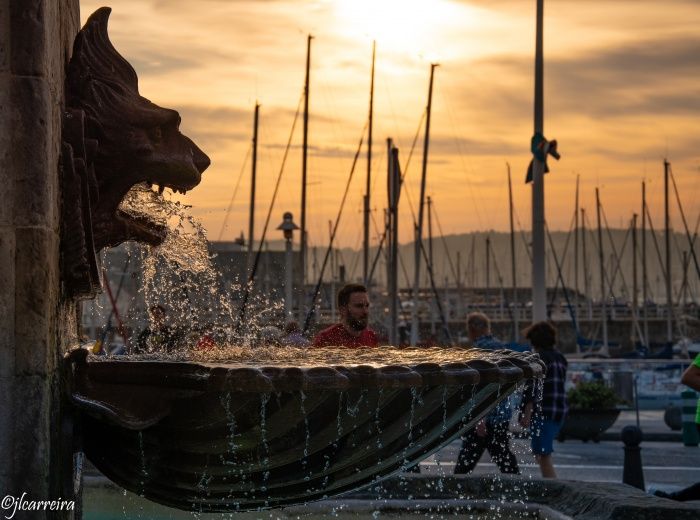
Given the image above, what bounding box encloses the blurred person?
[136,304,181,352]
[650,354,700,501]
[280,321,310,347]
[519,321,568,479]
[454,312,520,475]
[313,284,378,348]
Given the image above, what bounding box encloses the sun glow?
[333,0,470,58]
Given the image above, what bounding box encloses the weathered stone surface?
[45,0,79,89]
[0,2,9,73]
[10,375,53,498]
[0,74,13,227]
[0,0,80,516]
[14,226,59,375]
[9,76,57,228]
[0,375,14,485]
[9,0,48,76]
[0,226,15,378]
[351,475,700,520]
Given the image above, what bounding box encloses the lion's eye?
[151,126,163,142]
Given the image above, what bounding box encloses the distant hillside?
[311,229,698,303]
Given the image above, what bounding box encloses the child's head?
[524,321,557,351]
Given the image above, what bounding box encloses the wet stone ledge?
[350,474,700,520]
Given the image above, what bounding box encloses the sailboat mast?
[364,41,376,287]
[642,181,649,347]
[470,235,476,287]
[596,188,609,354]
[632,213,639,346]
[664,159,673,342]
[582,208,592,321]
[410,63,438,346]
[246,102,260,276]
[531,0,547,322]
[299,34,312,322]
[457,250,463,321]
[428,196,436,335]
[508,163,518,341]
[486,236,491,301]
[574,174,580,317]
[387,139,400,345]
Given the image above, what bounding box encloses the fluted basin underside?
[71,348,544,512]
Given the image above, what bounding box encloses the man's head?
[338,283,370,333]
[466,312,490,341]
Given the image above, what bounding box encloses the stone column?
[0,0,80,517]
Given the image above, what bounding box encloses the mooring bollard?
[681,389,699,447]
[621,425,645,490]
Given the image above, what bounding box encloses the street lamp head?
[277,211,299,240]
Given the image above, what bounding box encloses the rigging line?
[547,211,576,308]
[370,205,385,242]
[550,211,577,286]
[644,201,670,283]
[600,206,632,299]
[432,200,460,286]
[256,116,277,185]
[571,214,606,347]
[346,218,364,281]
[557,210,578,280]
[366,222,411,323]
[438,82,485,229]
[545,223,579,334]
[488,241,515,323]
[675,249,695,307]
[691,207,700,255]
[398,110,427,224]
[235,92,304,332]
[217,144,252,241]
[669,164,700,279]
[419,238,454,345]
[581,209,620,302]
[369,147,386,203]
[513,205,534,263]
[368,229,387,285]
[98,253,132,345]
[377,206,411,289]
[303,121,369,333]
[367,210,389,286]
[379,68,406,151]
[601,220,628,300]
[397,245,412,290]
[318,79,348,148]
[370,207,411,290]
[671,225,688,278]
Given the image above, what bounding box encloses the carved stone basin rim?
[70,347,544,393]
[67,348,543,512]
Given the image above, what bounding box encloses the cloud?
[468,35,700,119]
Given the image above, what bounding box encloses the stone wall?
[0,0,80,516]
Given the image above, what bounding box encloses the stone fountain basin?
[69,348,543,512]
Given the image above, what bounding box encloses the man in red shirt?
[312,283,378,348]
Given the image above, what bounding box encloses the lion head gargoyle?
[61,7,210,297]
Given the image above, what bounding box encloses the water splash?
[118,184,283,353]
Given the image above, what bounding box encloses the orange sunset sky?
[80,0,700,249]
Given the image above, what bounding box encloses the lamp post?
[277,212,299,318]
